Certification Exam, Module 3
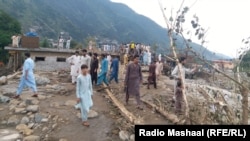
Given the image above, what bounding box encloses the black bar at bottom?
[135,125,250,141]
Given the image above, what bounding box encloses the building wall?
[30,52,73,71]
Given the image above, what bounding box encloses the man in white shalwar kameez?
[155,60,163,80]
[158,54,162,62]
[76,64,93,127]
[171,57,197,101]
[58,38,64,49]
[148,51,152,65]
[79,49,91,72]
[67,51,81,84]
[13,52,38,99]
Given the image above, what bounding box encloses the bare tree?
[158,0,249,124]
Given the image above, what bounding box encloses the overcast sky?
[111,0,250,58]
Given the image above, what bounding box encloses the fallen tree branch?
[197,86,235,123]
[103,83,142,124]
[7,71,21,80]
[141,98,180,124]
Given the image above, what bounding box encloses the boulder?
[23,135,40,141]
[64,100,77,106]
[26,105,39,112]
[7,115,19,125]
[0,76,7,85]
[88,110,98,119]
[35,76,50,85]
[0,95,10,103]
[119,130,129,141]
[20,116,30,124]
[0,129,21,141]
[16,124,33,136]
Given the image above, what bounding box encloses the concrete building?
[212,60,234,70]
[4,46,75,72]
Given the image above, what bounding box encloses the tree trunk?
[240,86,248,124]
[103,83,142,124]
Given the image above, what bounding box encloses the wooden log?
[103,83,142,124]
[7,71,21,80]
[96,86,110,92]
[140,98,180,124]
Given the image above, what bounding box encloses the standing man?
[158,54,162,62]
[143,50,148,66]
[67,51,81,84]
[147,60,157,89]
[58,37,64,49]
[90,53,99,85]
[13,52,38,99]
[109,56,119,84]
[79,49,91,71]
[171,57,197,100]
[155,60,163,80]
[148,50,152,65]
[76,64,93,127]
[66,38,71,49]
[124,55,143,110]
[96,54,109,86]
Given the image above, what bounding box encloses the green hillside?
[0,0,231,60]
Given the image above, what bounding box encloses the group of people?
[11,46,197,126]
[58,37,71,49]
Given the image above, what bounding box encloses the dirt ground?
[1,64,247,141]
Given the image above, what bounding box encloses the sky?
[111,0,250,58]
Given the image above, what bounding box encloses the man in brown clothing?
[175,80,185,115]
[147,60,157,89]
[124,55,143,110]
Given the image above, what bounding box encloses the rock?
[25,99,32,105]
[42,127,48,132]
[20,116,30,124]
[59,138,68,141]
[35,76,50,85]
[16,124,33,136]
[34,113,43,123]
[0,76,7,85]
[77,112,81,119]
[0,95,10,103]
[119,130,129,141]
[1,121,7,125]
[15,108,26,114]
[64,100,77,106]
[28,123,35,129]
[52,124,57,129]
[26,105,39,112]
[7,115,19,125]
[74,103,80,110]
[52,115,59,121]
[41,118,49,123]
[0,129,21,141]
[27,112,33,116]
[50,102,60,108]
[31,99,39,105]
[37,95,46,100]
[88,110,98,119]
[17,101,26,108]
[9,104,16,111]
[23,135,40,141]
[130,134,135,141]
[25,99,39,105]
[0,108,3,111]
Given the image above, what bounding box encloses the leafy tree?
[70,40,78,49]
[40,38,50,48]
[0,10,21,64]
